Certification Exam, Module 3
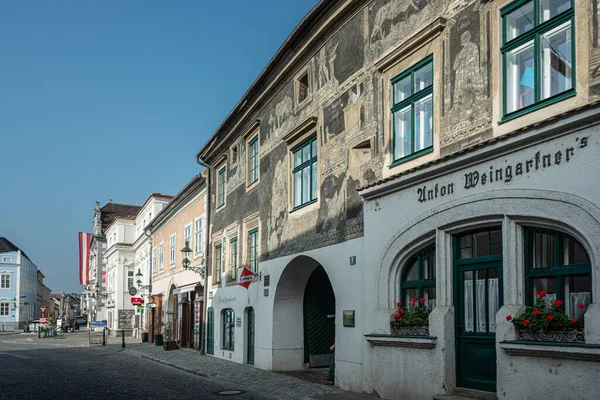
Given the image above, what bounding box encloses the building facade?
[147,174,207,349]
[36,271,52,319]
[0,237,38,330]
[132,193,174,335]
[195,0,600,399]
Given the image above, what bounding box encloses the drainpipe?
[196,155,213,355]
[143,230,153,335]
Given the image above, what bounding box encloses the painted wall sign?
[218,296,237,305]
[343,310,355,327]
[416,136,589,203]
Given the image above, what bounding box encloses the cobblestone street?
[0,331,373,400]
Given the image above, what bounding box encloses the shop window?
[401,245,436,309]
[0,302,9,316]
[501,0,574,119]
[391,56,433,164]
[525,228,591,318]
[222,308,235,351]
[292,136,318,209]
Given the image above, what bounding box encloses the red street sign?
[131,297,143,305]
[238,267,255,290]
[39,306,48,314]
[40,317,47,325]
[102,271,107,282]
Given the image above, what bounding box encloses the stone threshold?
[433,388,497,400]
[364,333,436,349]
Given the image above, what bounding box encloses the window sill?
[290,199,318,213]
[365,333,437,349]
[500,340,600,362]
[389,147,433,168]
[246,180,259,190]
[499,90,576,124]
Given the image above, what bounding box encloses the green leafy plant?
[390,298,431,328]
[507,291,585,332]
[162,320,174,341]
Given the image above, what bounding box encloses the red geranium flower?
[554,300,563,307]
[523,319,530,326]
[398,308,404,314]
[572,319,578,324]
[396,301,402,307]
[546,315,553,322]
[534,309,541,316]
[533,291,538,296]
[578,303,585,310]
[506,315,512,321]
[538,291,546,298]
[398,317,403,321]
[419,297,425,304]
[420,318,424,322]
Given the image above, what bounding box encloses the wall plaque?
[343,310,355,327]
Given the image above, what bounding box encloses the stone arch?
[376,189,600,309]
[272,255,336,371]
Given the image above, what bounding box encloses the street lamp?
[136,269,150,296]
[180,240,205,277]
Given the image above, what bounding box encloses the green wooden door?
[247,308,255,365]
[207,307,214,355]
[455,229,503,393]
[303,266,335,367]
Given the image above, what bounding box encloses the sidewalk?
[114,342,373,400]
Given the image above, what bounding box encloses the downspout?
[143,230,153,335]
[196,155,213,355]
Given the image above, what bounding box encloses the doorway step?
[433,388,497,400]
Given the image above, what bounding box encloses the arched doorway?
[304,266,335,367]
[272,256,336,371]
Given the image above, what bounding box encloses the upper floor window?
[297,70,310,103]
[392,56,433,164]
[169,235,176,266]
[152,248,156,274]
[248,135,259,186]
[184,224,191,247]
[524,228,591,318]
[127,270,134,290]
[229,237,238,281]
[159,243,164,271]
[222,308,235,351]
[0,302,9,316]
[1,274,11,289]
[249,228,258,273]
[217,167,226,208]
[502,0,574,117]
[401,245,436,309]
[292,136,317,209]
[194,218,203,254]
[2,257,12,262]
[215,244,222,284]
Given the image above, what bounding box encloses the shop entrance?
[454,228,503,393]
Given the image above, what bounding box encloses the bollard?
[122,330,125,348]
[102,329,106,346]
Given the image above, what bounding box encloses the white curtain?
[464,280,474,332]
[569,292,591,319]
[476,279,486,332]
[488,278,499,332]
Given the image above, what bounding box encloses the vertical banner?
[78,232,91,285]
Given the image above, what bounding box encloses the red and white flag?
[78,232,91,285]
[238,267,256,290]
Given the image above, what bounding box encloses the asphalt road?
[0,332,267,400]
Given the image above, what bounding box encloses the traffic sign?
[90,321,107,328]
[40,317,47,325]
[39,306,48,314]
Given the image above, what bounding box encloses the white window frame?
[194,217,203,255]
[170,234,176,266]
[159,243,164,271]
[152,247,157,274]
[0,274,11,289]
[184,223,192,247]
[0,302,9,316]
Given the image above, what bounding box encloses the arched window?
[524,228,591,318]
[401,244,436,309]
[222,309,235,351]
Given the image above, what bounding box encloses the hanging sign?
[131,297,143,305]
[238,267,256,289]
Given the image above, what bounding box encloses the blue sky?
[0,0,319,294]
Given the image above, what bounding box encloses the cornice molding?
[281,116,318,145]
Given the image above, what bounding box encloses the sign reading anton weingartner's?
[416,136,590,204]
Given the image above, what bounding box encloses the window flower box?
[507,291,586,344]
[390,298,431,336]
